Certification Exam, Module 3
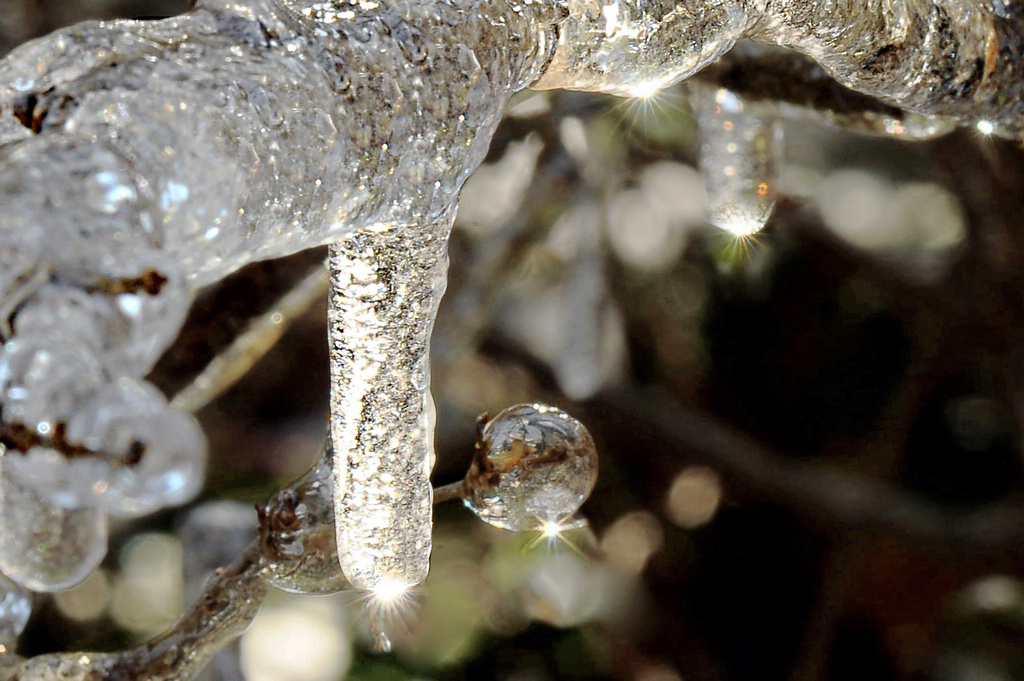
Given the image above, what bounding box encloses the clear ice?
[0,452,107,592]
[0,0,1021,595]
[0,574,31,652]
[464,404,599,532]
[691,85,782,237]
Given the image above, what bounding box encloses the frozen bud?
[13,266,189,378]
[0,461,107,592]
[0,336,105,433]
[4,447,111,511]
[103,260,190,374]
[464,404,598,532]
[260,451,348,595]
[64,378,206,517]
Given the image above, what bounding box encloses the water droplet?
[372,627,392,654]
[463,404,598,532]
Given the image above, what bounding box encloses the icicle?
[328,218,450,592]
[691,85,782,237]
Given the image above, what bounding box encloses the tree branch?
[598,386,1024,555]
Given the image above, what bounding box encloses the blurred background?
[5,1,1024,680]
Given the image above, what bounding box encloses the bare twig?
[171,261,329,413]
[433,480,467,504]
[599,386,1024,554]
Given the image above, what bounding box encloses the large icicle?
[328,218,450,590]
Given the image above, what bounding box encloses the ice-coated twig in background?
[170,260,330,414]
[691,84,782,237]
[533,0,1024,139]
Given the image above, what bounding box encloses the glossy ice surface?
[464,404,598,532]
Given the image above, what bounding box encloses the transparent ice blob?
[0,459,107,592]
[463,403,598,532]
[63,378,206,517]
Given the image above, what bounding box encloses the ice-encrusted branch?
[534,0,1024,139]
[0,396,600,680]
[0,442,332,681]
[0,0,1020,638]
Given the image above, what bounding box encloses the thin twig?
[433,480,467,504]
[599,386,1024,554]
[171,261,329,413]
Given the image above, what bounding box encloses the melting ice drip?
[0,0,1020,598]
[691,85,782,237]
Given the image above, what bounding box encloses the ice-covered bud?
[13,285,130,356]
[62,378,206,517]
[0,336,105,434]
[260,450,348,595]
[13,264,188,379]
[464,404,598,532]
[100,260,190,375]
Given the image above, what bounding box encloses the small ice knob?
[463,404,598,532]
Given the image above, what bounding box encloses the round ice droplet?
[0,461,107,592]
[463,404,598,532]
